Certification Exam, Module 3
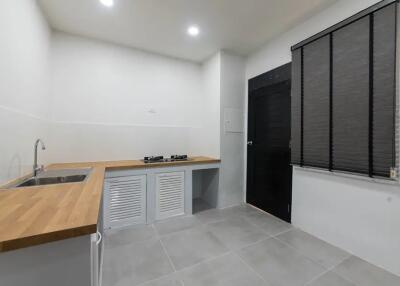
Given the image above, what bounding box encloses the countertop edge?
[0,156,220,252]
[0,224,97,252]
[104,159,221,171]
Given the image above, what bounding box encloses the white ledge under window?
[292,165,400,186]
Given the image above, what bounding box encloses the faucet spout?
[33,139,46,177]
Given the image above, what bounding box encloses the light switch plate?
[390,167,397,179]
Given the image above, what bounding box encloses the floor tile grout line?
[105,227,349,286]
[202,213,298,254]
[133,269,185,286]
[271,226,351,257]
[231,232,334,285]
[103,230,176,286]
[159,238,176,272]
[237,210,294,238]
[138,251,234,286]
[197,215,228,226]
[270,235,334,270]
[202,214,282,254]
[135,272,177,286]
[153,216,204,238]
[240,215,273,236]
[233,251,273,285]
[246,203,294,225]
[303,261,358,286]
[233,233,334,286]
[238,204,295,236]
[196,211,284,253]
[197,203,290,230]
[266,219,357,273]
[154,223,235,275]
[152,223,162,238]
[329,257,365,286]
[177,251,233,273]
[231,229,341,286]
[126,225,182,286]
[270,227,294,237]
[303,265,337,286]
[273,232,353,272]
[157,234,187,286]
[105,207,400,286]
[155,228,178,273]
[269,236,357,285]
[200,214,274,250]
[233,236,273,252]
[232,235,273,252]
[195,212,228,225]
[154,212,272,248]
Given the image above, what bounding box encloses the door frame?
[245,62,293,222]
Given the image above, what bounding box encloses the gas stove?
[143,155,189,164]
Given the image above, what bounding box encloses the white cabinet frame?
[103,174,147,229]
[155,171,185,220]
[105,163,220,226]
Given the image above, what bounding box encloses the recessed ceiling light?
[187,26,200,37]
[100,0,114,7]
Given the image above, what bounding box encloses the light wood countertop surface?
[0,156,220,252]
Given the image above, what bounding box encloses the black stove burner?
[143,155,189,163]
[143,156,164,163]
[171,155,188,161]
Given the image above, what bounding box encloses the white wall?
[0,0,248,211]
[219,52,245,207]
[0,0,51,184]
[48,34,246,208]
[198,53,221,159]
[0,6,246,207]
[197,51,246,208]
[245,0,400,276]
[49,32,209,162]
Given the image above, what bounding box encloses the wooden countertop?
[0,156,220,252]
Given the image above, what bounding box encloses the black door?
[247,63,292,223]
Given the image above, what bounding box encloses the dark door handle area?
[247,141,253,146]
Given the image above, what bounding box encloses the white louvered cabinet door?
[156,172,185,220]
[104,175,146,229]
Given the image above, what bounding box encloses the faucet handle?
[35,165,44,173]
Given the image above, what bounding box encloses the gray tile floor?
[102,204,400,286]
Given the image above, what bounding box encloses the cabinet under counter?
[103,161,221,230]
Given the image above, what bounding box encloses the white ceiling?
[38,0,338,62]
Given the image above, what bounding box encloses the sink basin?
[10,168,92,188]
[16,175,87,187]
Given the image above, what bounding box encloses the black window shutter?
[303,36,330,168]
[332,17,370,174]
[290,1,397,179]
[373,4,397,177]
[291,48,302,165]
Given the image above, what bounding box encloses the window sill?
[292,165,400,186]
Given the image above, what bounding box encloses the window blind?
[303,35,330,169]
[332,16,370,174]
[290,1,397,179]
[291,49,302,166]
[373,5,397,177]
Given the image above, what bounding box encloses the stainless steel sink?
[16,175,87,187]
[10,168,92,188]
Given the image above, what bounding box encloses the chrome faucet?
[33,139,46,177]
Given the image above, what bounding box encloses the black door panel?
[247,64,292,223]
